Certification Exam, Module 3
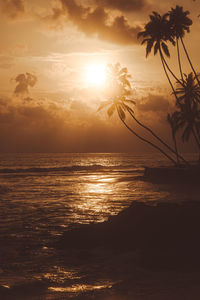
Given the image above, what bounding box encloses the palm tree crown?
[169,5,192,39]
[137,11,174,58]
[98,63,135,121]
[98,63,178,165]
[173,73,200,145]
[174,102,200,143]
[175,73,200,107]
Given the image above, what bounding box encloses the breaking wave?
[0,164,114,174]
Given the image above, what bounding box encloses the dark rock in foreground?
[58,201,200,270]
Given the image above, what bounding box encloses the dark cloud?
[95,0,148,12]
[14,72,37,97]
[137,94,169,113]
[0,0,25,19]
[43,0,142,45]
[0,93,196,153]
[0,96,132,152]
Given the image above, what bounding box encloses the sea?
[0,152,199,300]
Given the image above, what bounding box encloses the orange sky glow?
[0,0,199,152]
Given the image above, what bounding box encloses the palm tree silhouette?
[169,6,200,87]
[107,63,188,164]
[175,73,200,107]
[137,11,182,98]
[174,102,200,151]
[98,64,177,165]
[174,73,200,148]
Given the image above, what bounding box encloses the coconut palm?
[98,64,178,165]
[169,6,200,87]
[98,96,177,165]
[106,63,188,164]
[175,73,200,107]
[174,73,200,148]
[167,112,180,164]
[137,11,182,97]
[137,11,173,58]
[174,102,200,151]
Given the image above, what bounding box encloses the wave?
[0,164,114,174]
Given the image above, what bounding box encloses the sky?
[0,0,199,153]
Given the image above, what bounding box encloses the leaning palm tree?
[105,63,188,164]
[98,97,177,165]
[167,112,180,164]
[137,11,184,98]
[169,6,200,87]
[98,64,178,165]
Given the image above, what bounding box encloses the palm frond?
[117,105,126,121]
[123,104,134,114]
[107,104,116,117]
[124,99,136,106]
[146,40,154,57]
[154,42,160,55]
[97,100,112,112]
[161,42,170,57]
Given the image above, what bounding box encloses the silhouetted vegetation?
[99,6,199,165]
[138,5,200,164]
[98,63,178,165]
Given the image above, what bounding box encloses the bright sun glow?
[86,64,106,87]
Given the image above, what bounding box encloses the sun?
[86,64,106,87]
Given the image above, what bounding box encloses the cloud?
[137,94,169,113]
[94,0,149,12]
[0,55,15,69]
[14,72,37,97]
[0,0,25,20]
[42,0,142,45]
[0,95,124,152]
[0,92,196,153]
[135,94,170,126]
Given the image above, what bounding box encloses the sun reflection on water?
[75,174,116,219]
[43,266,81,283]
[44,265,113,295]
[48,283,113,293]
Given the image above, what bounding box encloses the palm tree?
[126,105,189,164]
[98,64,177,165]
[174,102,200,151]
[106,63,188,164]
[169,6,200,87]
[98,97,177,165]
[137,11,183,98]
[174,73,200,147]
[175,73,200,107]
[167,112,180,164]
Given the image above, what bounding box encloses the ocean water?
[0,152,199,299]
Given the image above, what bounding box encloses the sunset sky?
[0,0,199,153]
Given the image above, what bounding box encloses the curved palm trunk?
[172,132,180,164]
[181,37,200,87]
[177,38,184,82]
[159,49,180,103]
[120,117,177,165]
[161,52,184,87]
[127,108,188,165]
